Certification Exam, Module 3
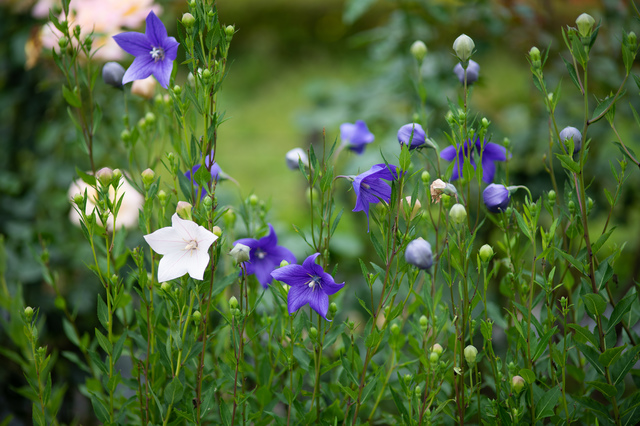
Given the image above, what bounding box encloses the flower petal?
[184,247,211,280]
[113,31,151,56]
[258,224,278,249]
[157,250,190,282]
[302,253,322,270]
[307,289,330,320]
[144,227,184,255]
[145,11,168,47]
[320,273,344,296]
[271,264,311,288]
[122,55,156,85]
[481,142,508,161]
[440,145,458,161]
[171,213,200,241]
[253,258,277,288]
[287,285,313,314]
[163,37,180,61]
[481,156,497,183]
[153,56,174,88]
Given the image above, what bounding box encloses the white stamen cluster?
[150,47,165,62]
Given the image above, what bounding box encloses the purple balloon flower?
[353,163,402,231]
[440,137,508,183]
[271,253,344,321]
[184,151,223,200]
[453,60,480,85]
[113,11,179,89]
[397,123,426,150]
[234,224,296,289]
[340,120,374,154]
[483,184,510,213]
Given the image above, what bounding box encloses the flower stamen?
[150,46,165,62]
[184,240,198,251]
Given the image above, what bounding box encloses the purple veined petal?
[258,224,278,249]
[153,56,174,88]
[271,264,312,288]
[479,142,508,162]
[144,227,184,255]
[122,55,156,85]
[162,37,180,61]
[287,285,314,315]
[481,155,497,183]
[113,31,151,56]
[145,11,168,47]
[319,273,345,295]
[157,250,190,282]
[440,145,458,161]
[302,253,322,270]
[307,289,330,320]
[365,178,393,202]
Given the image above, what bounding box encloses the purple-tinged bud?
[96,167,114,186]
[559,126,582,154]
[405,238,433,270]
[453,34,475,62]
[464,345,478,365]
[285,148,309,170]
[176,201,193,220]
[102,62,125,88]
[397,123,426,150]
[483,184,510,213]
[182,12,195,28]
[453,60,480,85]
[511,375,526,394]
[212,226,222,237]
[431,343,443,356]
[576,13,595,38]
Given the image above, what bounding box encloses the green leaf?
[612,344,640,385]
[607,293,637,334]
[592,227,616,255]
[584,293,607,317]
[553,247,585,274]
[164,377,184,404]
[587,380,617,398]
[599,344,626,367]
[389,386,410,423]
[555,153,581,174]
[113,331,127,362]
[90,394,110,423]
[569,323,599,348]
[532,327,558,361]
[575,341,605,375]
[535,385,561,420]
[343,0,377,24]
[97,294,109,329]
[519,368,536,384]
[62,85,81,108]
[514,210,532,241]
[95,328,112,355]
[62,318,80,348]
[561,56,581,90]
[193,164,212,187]
[591,93,622,124]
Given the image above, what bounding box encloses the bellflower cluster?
[144,213,218,282]
[184,150,223,200]
[352,163,402,231]
[113,11,179,88]
[440,137,508,183]
[233,224,296,288]
[340,120,374,154]
[271,253,344,321]
[483,184,510,213]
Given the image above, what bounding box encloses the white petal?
[157,250,191,282]
[196,225,218,250]
[144,226,184,255]
[171,213,201,241]
[185,247,211,280]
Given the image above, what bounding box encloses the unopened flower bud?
[629,31,637,48]
[405,238,433,270]
[58,36,69,48]
[112,169,122,184]
[511,375,526,394]
[102,62,125,88]
[391,323,400,335]
[249,194,259,206]
[419,315,428,329]
[568,200,576,215]
[483,184,510,213]
[481,117,490,128]
[73,193,85,207]
[120,129,131,143]
[548,190,556,203]
[161,282,171,292]
[182,12,195,28]
[329,302,338,315]
[421,171,431,184]
[453,34,475,62]
[402,196,421,220]
[212,226,222,237]
[588,197,594,211]
[158,190,167,204]
[225,25,235,39]
[24,306,34,321]
[559,126,582,154]
[285,148,309,170]
[464,345,478,365]
[280,259,289,268]
[453,60,480,85]
[309,327,318,339]
[176,201,193,220]
[431,343,443,356]
[192,310,202,323]
[410,40,428,62]
[449,203,467,225]
[172,85,182,96]
[414,386,421,397]
[96,167,114,186]
[229,296,239,309]
[141,168,155,186]
[230,243,251,264]
[429,351,439,364]
[144,112,156,126]
[404,374,412,385]
[397,123,426,150]
[479,244,494,262]
[576,13,596,38]
[529,46,541,68]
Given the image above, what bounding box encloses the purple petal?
[258,224,278,249]
[271,264,310,288]
[253,258,277,288]
[122,55,155,85]
[302,253,322,271]
[320,274,344,296]
[480,142,508,161]
[153,57,173,88]
[145,11,168,47]
[162,37,180,61]
[288,285,314,314]
[481,156,496,183]
[440,145,458,161]
[340,122,356,141]
[113,32,151,56]
[266,245,297,266]
[307,289,330,320]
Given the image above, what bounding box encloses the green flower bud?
[568,200,576,215]
[309,327,318,339]
[229,296,239,309]
[548,190,556,203]
[157,190,167,204]
[173,84,182,96]
[464,345,478,365]
[429,351,439,364]
[212,226,222,237]
[161,282,171,292]
[24,306,34,321]
[223,209,236,228]
[192,310,202,323]
[120,129,131,143]
[479,244,494,263]
[431,343,443,356]
[203,195,213,207]
[141,168,155,186]
[112,169,122,184]
[182,12,195,28]
[73,193,85,207]
[529,46,541,68]
[58,36,69,49]
[414,386,421,397]
[329,302,338,314]
[511,375,526,394]
[249,194,259,206]
[404,374,412,386]
[587,197,594,211]
[419,315,428,328]
[144,112,156,125]
[629,31,637,48]
[96,167,114,187]
[481,117,490,128]
[225,25,235,40]
[410,40,428,62]
[391,323,400,335]
[576,13,595,38]
[449,203,467,225]
[280,259,290,268]
[176,201,193,220]
[453,34,475,62]
[421,170,431,184]
[230,243,251,264]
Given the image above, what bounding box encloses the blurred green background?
[2,0,639,423]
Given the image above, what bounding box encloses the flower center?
[150,46,165,62]
[256,249,266,259]
[184,240,198,251]
[307,275,321,289]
